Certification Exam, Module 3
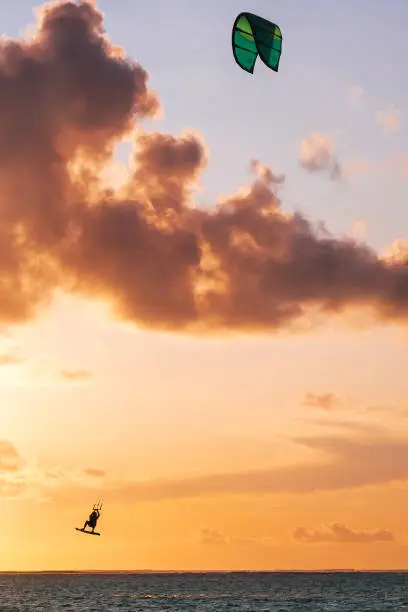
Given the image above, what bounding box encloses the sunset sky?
[2,0,408,571]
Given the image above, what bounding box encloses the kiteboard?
[75,527,100,536]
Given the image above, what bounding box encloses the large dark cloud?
[0,1,408,334]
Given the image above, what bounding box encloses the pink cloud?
[376,106,401,133]
[298,133,341,180]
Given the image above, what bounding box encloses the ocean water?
[1,571,408,611]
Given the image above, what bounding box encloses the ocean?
[1,571,408,610]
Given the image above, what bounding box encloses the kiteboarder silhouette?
[75,501,103,536]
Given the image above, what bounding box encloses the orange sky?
[2,293,408,571]
[2,1,408,571]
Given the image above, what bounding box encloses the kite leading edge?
[232,12,283,74]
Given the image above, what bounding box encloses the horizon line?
[2,569,408,574]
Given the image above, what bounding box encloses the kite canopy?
[232,12,283,74]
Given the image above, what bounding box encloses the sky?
[1,0,408,571]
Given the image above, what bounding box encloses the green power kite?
[232,12,283,74]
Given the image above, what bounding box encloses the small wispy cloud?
[298,133,342,180]
[0,478,27,500]
[304,419,384,437]
[200,528,227,546]
[84,468,106,478]
[302,392,340,411]
[364,404,408,419]
[0,353,24,366]
[376,106,401,133]
[0,440,23,472]
[364,405,392,414]
[348,85,363,108]
[343,160,374,178]
[293,523,395,544]
[59,369,93,381]
[0,440,26,500]
[198,528,275,549]
[45,467,65,480]
[399,155,408,179]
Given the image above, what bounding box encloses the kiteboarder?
[76,502,103,535]
[83,506,100,533]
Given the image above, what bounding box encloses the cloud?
[304,418,384,437]
[400,155,408,179]
[198,528,276,549]
[84,467,105,478]
[0,0,158,328]
[302,392,339,411]
[62,431,408,503]
[364,404,408,419]
[0,440,26,499]
[0,352,23,365]
[45,467,64,480]
[59,369,93,381]
[298,133,342,180]
[349,218,368,241]
[293,523,394,544]
[364,405,393,414]
[200,528,227,546]
[348,86,363,108]
[343,160,374,178]
[0,2,407,337]
[0,478,27,499]
[0,440,23,472]
[376,106,401,133]
[380,239,408,265]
